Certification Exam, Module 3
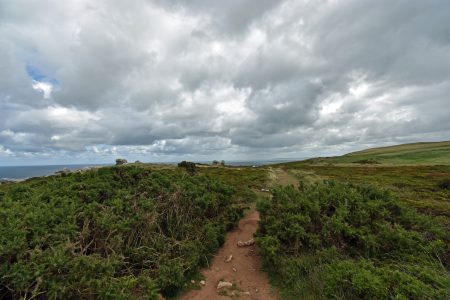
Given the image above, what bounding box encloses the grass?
[348,141,450,156]
[282,165,450,225]
[197,165,268,203]
[298,141,450,165]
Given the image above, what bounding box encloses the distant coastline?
[0,159,306,181]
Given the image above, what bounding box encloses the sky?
[1,0,450,166]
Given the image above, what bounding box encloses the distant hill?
[304,141,450,165]
[347,140,450,156]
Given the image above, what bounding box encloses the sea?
[207,158,301,166]
[0,164,110,181]
[0,158,305,181]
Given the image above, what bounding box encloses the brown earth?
[180,168,297,300]
[179,210,278,300]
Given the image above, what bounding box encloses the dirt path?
[180,210,278,300]
[268,167,299,188]
[180,168,297,300]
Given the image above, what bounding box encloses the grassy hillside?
[0,164,263,299]
[302,141,450,165]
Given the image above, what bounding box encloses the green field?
[301,141,450,165]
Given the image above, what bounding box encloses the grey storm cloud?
[1,0,450,164]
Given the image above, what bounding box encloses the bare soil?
[180,210,279,300]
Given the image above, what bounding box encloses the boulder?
[237,238,255,247]
[115,158,128,165]
[217,281,233,290]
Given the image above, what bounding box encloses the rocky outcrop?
[115,158,128,165]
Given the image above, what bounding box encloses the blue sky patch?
[26,63,59,86]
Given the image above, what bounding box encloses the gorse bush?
[257,181,450,299]
[177,161,197,174]
[0,166,242,299]
[352,158,380,164]
[438,178,450,190]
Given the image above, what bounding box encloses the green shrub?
[177,161,197,174]
[352,158,380,164]
[0,166,241,299]
[438,178,450,190]
[257,181,450,299]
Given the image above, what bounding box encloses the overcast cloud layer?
[1,0,450,165]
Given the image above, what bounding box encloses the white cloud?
[0,0,450,164]
[32,81,53,99]
[0,145,13,156]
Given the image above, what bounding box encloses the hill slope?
[309,141,450,165]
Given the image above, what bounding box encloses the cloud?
[0,145,13,156]
[0,0,450,164]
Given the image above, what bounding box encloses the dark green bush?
[0,166,241,299]
[438,178,450,190]
[352,158,380,164]
[177,161,197,174]
[257,181,450,299]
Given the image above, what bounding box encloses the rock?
[232,267,237,272]
[217,281,233,290]
[225,254,233,262]
[115,158,128,165]
[237,238,255,247]
[243,291,251,296]
[200,280,206,286]
[191,280,195,284]
[55,168,70,176]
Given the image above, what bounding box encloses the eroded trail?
[180,168,297,299]
[268,167,299,188]
[180,210,278,300]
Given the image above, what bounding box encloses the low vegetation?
[439,178,450,190]
[0,165,244,299]
[283,165,450,226]
[352,158,380,164]
[177,160,197,174]
[198,165,267,204]
[1,141,448,299]
[257,181,450,299]
[299,141,450,165]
